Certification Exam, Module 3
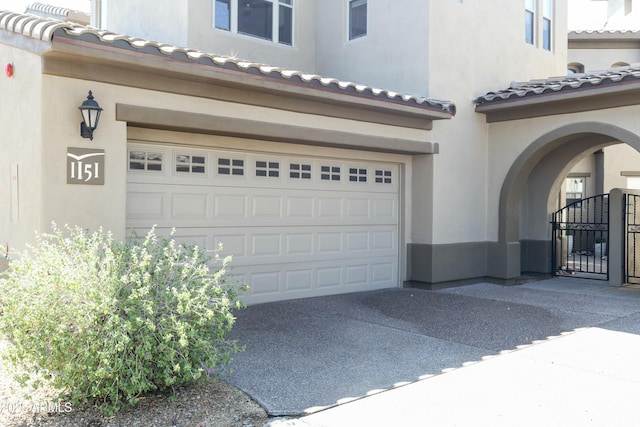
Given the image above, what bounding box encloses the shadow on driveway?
[225,279,640,417]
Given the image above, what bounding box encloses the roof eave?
[475,80,640,122]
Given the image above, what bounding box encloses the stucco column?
[595,150,604,195]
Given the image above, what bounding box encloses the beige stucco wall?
[313,0,430,96]
[568,47,640,72]
[604,144,640,189]
[0,43,44,258]
[425,1,568,245]
[486,106,640,244]
[103,1,189,47]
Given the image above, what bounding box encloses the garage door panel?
[214,194,248,218]
[127,143,400,305]
[127,191,166,220]
[251,234,281,257]
[285,269,313,292]
[171,193,210,220]
[285,233,314,255]
[316,232,342,253]
[346,199,369,218]
[286,197,314,218]
[316,267,342,289]
[373,199,397,220]
[252,195,283,218]
[345,264,369,286]
[232,257,397,304]
[213,234,247,258]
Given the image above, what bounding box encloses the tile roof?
[474,65,640,105]
[569,29,640,36]
[25,2,90,25]
[0,10,455,116]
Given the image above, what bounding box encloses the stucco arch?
[496,121,640,278]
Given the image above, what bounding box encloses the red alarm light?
[5,63,13,78]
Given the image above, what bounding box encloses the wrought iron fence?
[625,193,640,284]
[551,194,608,280]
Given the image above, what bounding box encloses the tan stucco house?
[2,0,640,304]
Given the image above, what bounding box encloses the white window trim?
[525,0,536,45]
[213,0,294,46]
[542,0,553,51]
[525,0,554,51]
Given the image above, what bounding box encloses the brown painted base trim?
[520,239,552,274]
[404,275,546,290]
[407,241,540,288]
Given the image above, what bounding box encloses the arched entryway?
[492,122,640,284]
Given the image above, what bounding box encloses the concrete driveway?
[225,278,640,425]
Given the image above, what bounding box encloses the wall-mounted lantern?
[78,91,103,140]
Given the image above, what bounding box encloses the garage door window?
[129,150,163,171]
[176,154,206,173]
[290,163,311,179]
[321,166,341,181]
[349,168,367,182]
[218,158,245,175]
[256,160,280,177]
[375,169,392,184]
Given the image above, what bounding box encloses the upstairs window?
[525,0,554,51]
[525,0,535,45]
[214,0,293,46]
[349,0,367,40]
[542,0,552,51]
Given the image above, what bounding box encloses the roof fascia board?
[0,28,51,53]
[476,81,640,122]
[568,39,640,49]
[44,54,435,130]
[116,104,440,155]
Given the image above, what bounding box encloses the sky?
[0,0,90,13]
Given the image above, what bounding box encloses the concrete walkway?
[226,278,640,426]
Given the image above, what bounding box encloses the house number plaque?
[67,147,105,185]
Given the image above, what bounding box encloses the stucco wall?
[426,1,568,245]
[103,1,188,47]
[314,0,430,97]
[569,47,640,72]
[486,106,640,245]
[0,44,44,258]
[604,144,640,190]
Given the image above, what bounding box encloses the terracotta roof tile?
[475,65,640,105]
[0,10,455,115]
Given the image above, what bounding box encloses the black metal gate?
[551,194,609,280]
[625,193,640,284]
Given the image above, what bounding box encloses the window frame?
[525,0,554,51]
[213,0,294,46]
[348,0,367,41]
[566,177,586,207]
[525,0,536,45]
[542,0,552,51]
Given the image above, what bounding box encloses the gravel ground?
[0,341,268,427]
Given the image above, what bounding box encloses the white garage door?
[126,143,399,305]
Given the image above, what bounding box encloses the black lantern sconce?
[79,91,103,140]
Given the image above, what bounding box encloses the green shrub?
[0,224,247,414]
